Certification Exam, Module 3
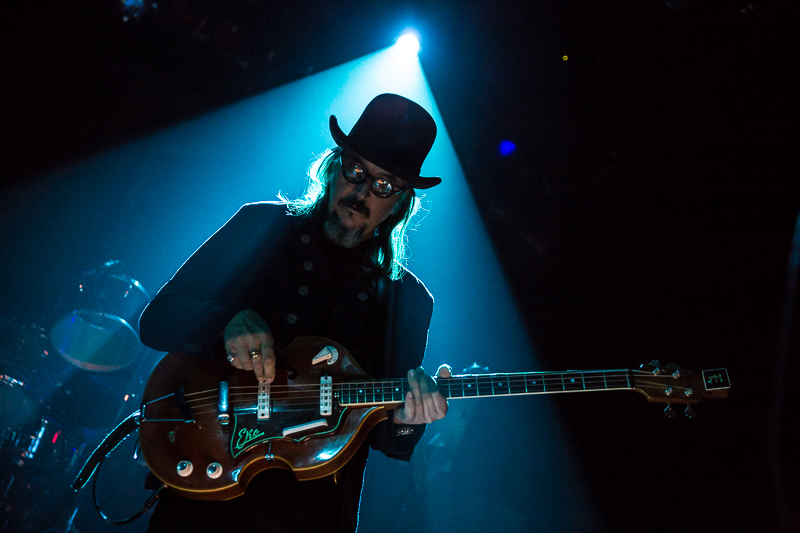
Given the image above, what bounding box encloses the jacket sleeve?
[368,270,435,460]
[138,203,288,356]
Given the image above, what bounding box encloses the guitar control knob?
[177,461,193,477]
[207,462,223,479]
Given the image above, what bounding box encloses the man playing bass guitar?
[138,94,450,532]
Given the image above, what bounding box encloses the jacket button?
[303,261,313,271]
[286,313,298,325]
[357,292,369,302]
[300,234,311,244]
[298,286,309,296]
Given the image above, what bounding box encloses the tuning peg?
[684,405,696,418]
[664,404,678,419]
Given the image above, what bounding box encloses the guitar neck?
[337,369,633,407]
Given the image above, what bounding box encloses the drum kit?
[0,263,155,533]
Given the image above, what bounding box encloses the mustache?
[338,195,370,218]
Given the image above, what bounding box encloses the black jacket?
[139,202,434,532]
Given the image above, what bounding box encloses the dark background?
[2,0,798,531]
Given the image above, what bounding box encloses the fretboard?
[336,370,633,407]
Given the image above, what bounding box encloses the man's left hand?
[393,365,451,425]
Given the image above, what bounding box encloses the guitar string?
[168,373,638,404]
[174,369,659,396]
[158,372,675,403]
[193,368,667,385]
[170,376,677,403]
[147,371,691,412]
[213,371,639,393]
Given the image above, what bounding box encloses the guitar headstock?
[631,361,730,417]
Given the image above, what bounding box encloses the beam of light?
[0,40,598,533]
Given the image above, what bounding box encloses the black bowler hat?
[329,94,441,189]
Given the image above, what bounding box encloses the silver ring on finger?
[227,354,236,362]
[250,350,261,358]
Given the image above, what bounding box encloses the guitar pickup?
[320,375,332,416]
[282,419,328,437]
[257,381,270,420]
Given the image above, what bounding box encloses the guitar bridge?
[175,385,195,423]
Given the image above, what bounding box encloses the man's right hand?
[224,310,275,383]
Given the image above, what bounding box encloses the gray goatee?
[324,210,371,248]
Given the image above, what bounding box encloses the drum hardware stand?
[71,410,165,525]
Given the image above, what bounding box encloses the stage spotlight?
[394,31,421,56]
[499,139,517,156]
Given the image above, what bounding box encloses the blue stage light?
[499,139,517,156]
[120,0,146,19]
[394,31,421,56]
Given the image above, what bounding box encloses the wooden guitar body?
[139,337,390,500]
